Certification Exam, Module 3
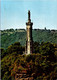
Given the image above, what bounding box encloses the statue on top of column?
[28,10,31,22]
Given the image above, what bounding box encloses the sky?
[1,0,57,30]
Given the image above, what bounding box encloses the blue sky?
[1,0,57,30]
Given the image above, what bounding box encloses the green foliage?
[1,29,57,49]
[39,42,55,55]
[33,42,40,53]
[1,48,7,58]
[1,42,57,80]
[6,42,25,55]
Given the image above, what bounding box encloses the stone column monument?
[25,10,33,55]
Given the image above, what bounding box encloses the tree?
[40,42,55,56]
[6,42,25,55]
[1,48,7,58]
[33,42,40,53]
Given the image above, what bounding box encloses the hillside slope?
[1,29,57,49]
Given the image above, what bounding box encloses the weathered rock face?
[25,10,33,55]
[15,70,34,80]
[15,64,35,80]
[15,74,34,80]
